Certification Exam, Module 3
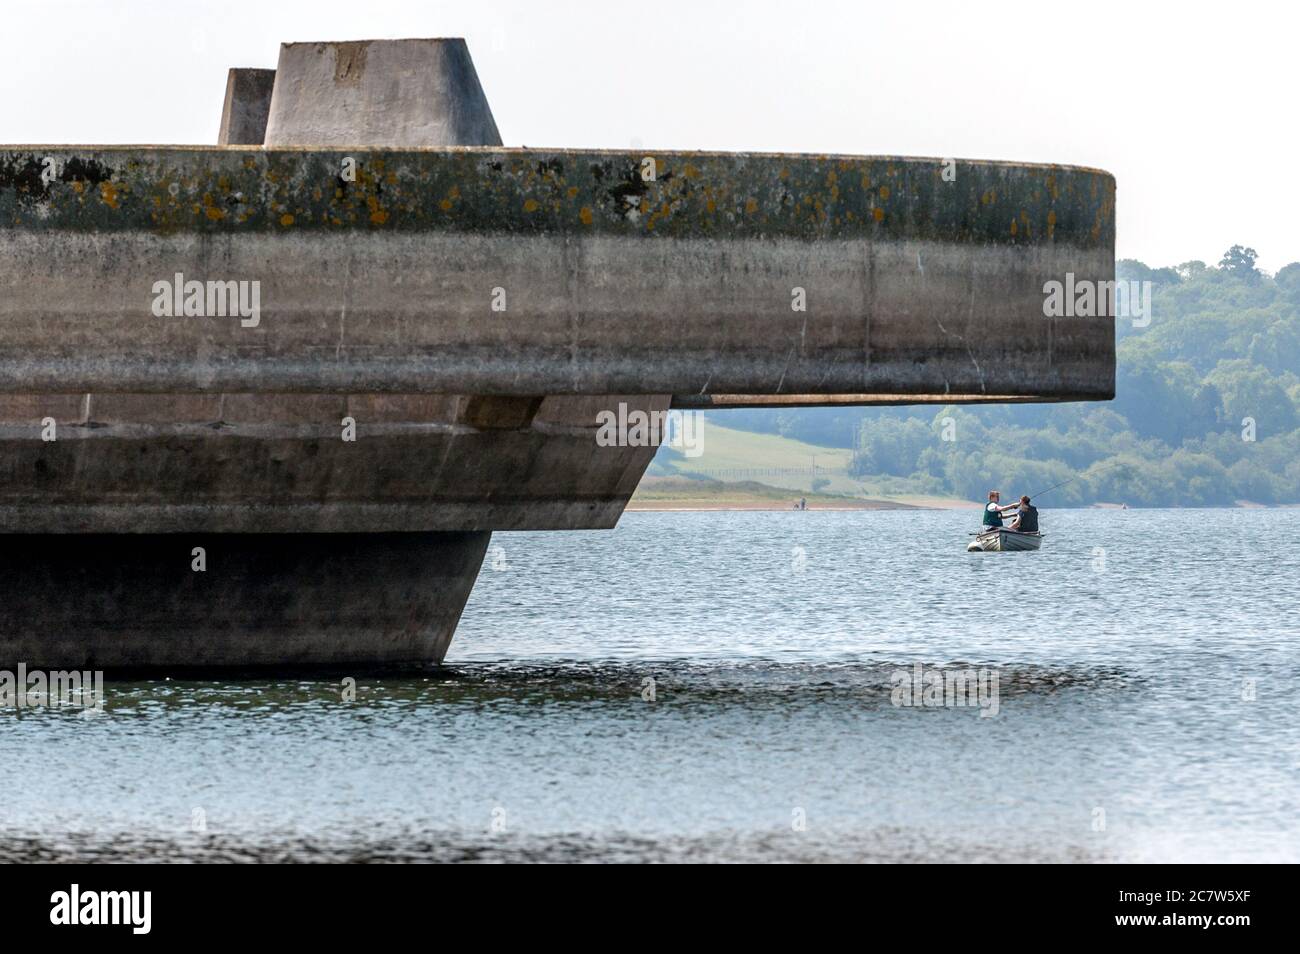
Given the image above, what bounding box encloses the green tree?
[1218,245,1261,281]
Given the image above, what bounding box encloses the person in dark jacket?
[1008,495,1039,532]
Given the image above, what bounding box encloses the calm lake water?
[4,508,1298,862]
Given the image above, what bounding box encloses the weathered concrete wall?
[0,148,1115,399]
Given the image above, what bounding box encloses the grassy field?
[629,477,916,510]
[636,422,970,509]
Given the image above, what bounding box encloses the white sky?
[4,0,1296,272]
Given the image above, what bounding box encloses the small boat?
[966,528,1044,552]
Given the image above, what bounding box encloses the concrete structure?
[264,39,501,147]
[217,68,276,146]
[0,39,1116,669]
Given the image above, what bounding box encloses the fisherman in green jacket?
[982,490,1019,528]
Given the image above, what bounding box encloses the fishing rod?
[1026,459,1129,501]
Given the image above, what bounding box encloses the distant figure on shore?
[982,490,1018,528]
[1008,495,1038,532]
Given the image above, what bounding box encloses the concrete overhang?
[0,147,1115,403]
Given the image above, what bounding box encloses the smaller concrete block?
[217,68,276,146]
[264,39,502,147]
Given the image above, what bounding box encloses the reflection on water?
[3,509,1298,862]
[3,826,1109,864]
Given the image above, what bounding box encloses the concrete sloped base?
[0,531,490,669]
